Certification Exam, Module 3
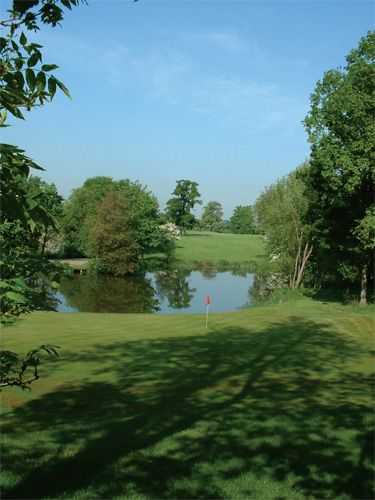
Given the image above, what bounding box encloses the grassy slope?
[1,299,374,499]
[175,231,266,264]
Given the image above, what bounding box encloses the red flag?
[204,295,211,305]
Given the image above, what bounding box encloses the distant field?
[1,299,374,499]
[59,232,267,270]
[176,231,266,264]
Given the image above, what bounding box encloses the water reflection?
[56,269,255,314]
[154,269,196,309]
[58,274,159,313]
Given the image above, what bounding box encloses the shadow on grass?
[1,318,374,499]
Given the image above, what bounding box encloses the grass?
[59,232,266,270]
[174,231,266,265]
[1,298,374,499]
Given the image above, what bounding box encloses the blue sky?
[3,0,374,217]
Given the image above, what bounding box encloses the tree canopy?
[0,0,73,323]
[304,30,375,304]
[200,201,224,232]
[89,191,141,276]
[229,205,256,234]
[255,166,312,289]
[166,179,201,232]
[62,176,163,258]
[0,0,83,386]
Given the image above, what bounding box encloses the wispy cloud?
[186,30,248,52]
[34,29,307,135]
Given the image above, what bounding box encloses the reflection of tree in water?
[59,274,159,313]
[200,268,217,279]
[195,264,217,280]
[231,268,249,278]
[154,269,196,309]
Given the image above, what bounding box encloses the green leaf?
[6,106,24,120]
[15,57,24,70]
[36,71,46,92]
[14,71,25,89]
[20,32,27,46]
[48,76,57,98]
[26,68,36,90]
[0,37,7,51]
[4,291,27,303]
[27,52,39,68]
[28,219,37,232]
[54,77,71,98]
[61,0,73,9]
[41,64,59,72]
[0,111,7,126]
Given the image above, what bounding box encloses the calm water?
[55,269,255,314]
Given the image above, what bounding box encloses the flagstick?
[205,303,209,329]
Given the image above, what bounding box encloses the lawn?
[59,232,267,271]
[1,298,374,499]
[175,231,266,265]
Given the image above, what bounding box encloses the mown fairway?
[1,299,374,499]
[175,231,266,264]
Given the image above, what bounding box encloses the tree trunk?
[294,243,313,289]
[359,264,367,306]
[291,235,302,289]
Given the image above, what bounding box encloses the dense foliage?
[255,166,312,289]
[0,0,83,386]
[0,2,71,323]
[166,179,202,232]
[200,201,224,232]
[62,176,167,259]
[229,205,256,234]
[27,176,63,255]
[88,191,141,276]
[304,31,375,304]
[62,177,116,256]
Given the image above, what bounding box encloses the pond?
[54,269,255,314]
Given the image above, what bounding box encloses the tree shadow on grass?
[1,317,374,499]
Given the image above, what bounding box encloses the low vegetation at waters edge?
[1,299,374,499]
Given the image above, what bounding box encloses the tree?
[166,180,201,232]
[0,0,85,386]
[27,176,64,255]
[201,201,224,232]
[0,172,60,321]
[229,205,256,234]
[304,31,375,304]
[62,176,116,256]
[255,167,312,289]
[116,179,164,258]
[1,0,75,323]
[88,191,141,276]
[62,176,162,260]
